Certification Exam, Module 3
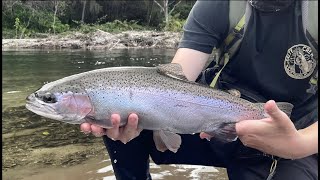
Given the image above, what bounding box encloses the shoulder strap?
[210,1,250,67]
[209,1,250,88]
[302,0,318,60]
[228,1,247,33]
[302,0,318,44]
[302,0,318,94]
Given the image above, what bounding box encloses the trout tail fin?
[205,122,238,143]
[276,102,294,117]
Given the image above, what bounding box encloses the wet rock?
[90,29,115,45]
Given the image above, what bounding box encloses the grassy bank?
[3,18,186,39]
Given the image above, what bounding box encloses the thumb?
[264,100,287,124]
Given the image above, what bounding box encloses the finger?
[120,113,139,143]
[106,114,121,140]
[80,123,92,134]
[199,132,212,140]
[91,124,106,137]
[264,100,288,125]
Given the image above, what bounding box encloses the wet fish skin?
[25,63,294,152]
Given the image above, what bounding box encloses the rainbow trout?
[26,63,293,153]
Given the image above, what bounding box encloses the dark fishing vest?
[200,1,318,129]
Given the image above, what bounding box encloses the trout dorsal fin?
[157,63,189,81]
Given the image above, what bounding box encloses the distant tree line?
[2,0,196,38]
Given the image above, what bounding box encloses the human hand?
[200,100,310,159]
[234,100,307,159]
[80,113,142,144]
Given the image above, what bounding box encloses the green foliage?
[29,10,69,34]
[13,17,33,38]
[75,22,97,34]
[2,28,16,39]
[2,1,195,38]
[14,18,21,38]
[161,14,186,32]
[99,20,146,33]
[73,19,147,34]
[3,2,69,38]
[171,4,194,19]
[52,21,70,34]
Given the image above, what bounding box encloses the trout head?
[25,81,92,124]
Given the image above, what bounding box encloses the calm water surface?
[2,49,174,109]
[2,49,227,180]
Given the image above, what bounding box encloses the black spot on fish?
[129,90,133,100]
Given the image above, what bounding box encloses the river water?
[2,49,227,180]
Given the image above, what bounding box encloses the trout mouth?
[25,93,63,121]
[26,103,63,121]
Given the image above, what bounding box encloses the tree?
[52,1,60,34]
[154,0,181,27]
[79,0,102,24]
[81,0,87,24]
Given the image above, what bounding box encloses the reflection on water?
[2,49,227,180]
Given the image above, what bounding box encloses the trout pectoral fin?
[206,122,238,143]
[153,130,181,153]
[84,115,113,129]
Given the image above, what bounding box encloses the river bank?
[2,30,182,50]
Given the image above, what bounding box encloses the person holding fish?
[79,0,317,179]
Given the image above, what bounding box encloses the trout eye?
[42,93,57,103]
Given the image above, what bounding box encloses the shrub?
[161,14,186,32]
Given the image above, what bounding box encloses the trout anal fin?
[153,130,182,153]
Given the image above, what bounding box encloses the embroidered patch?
[284,44,316,79]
